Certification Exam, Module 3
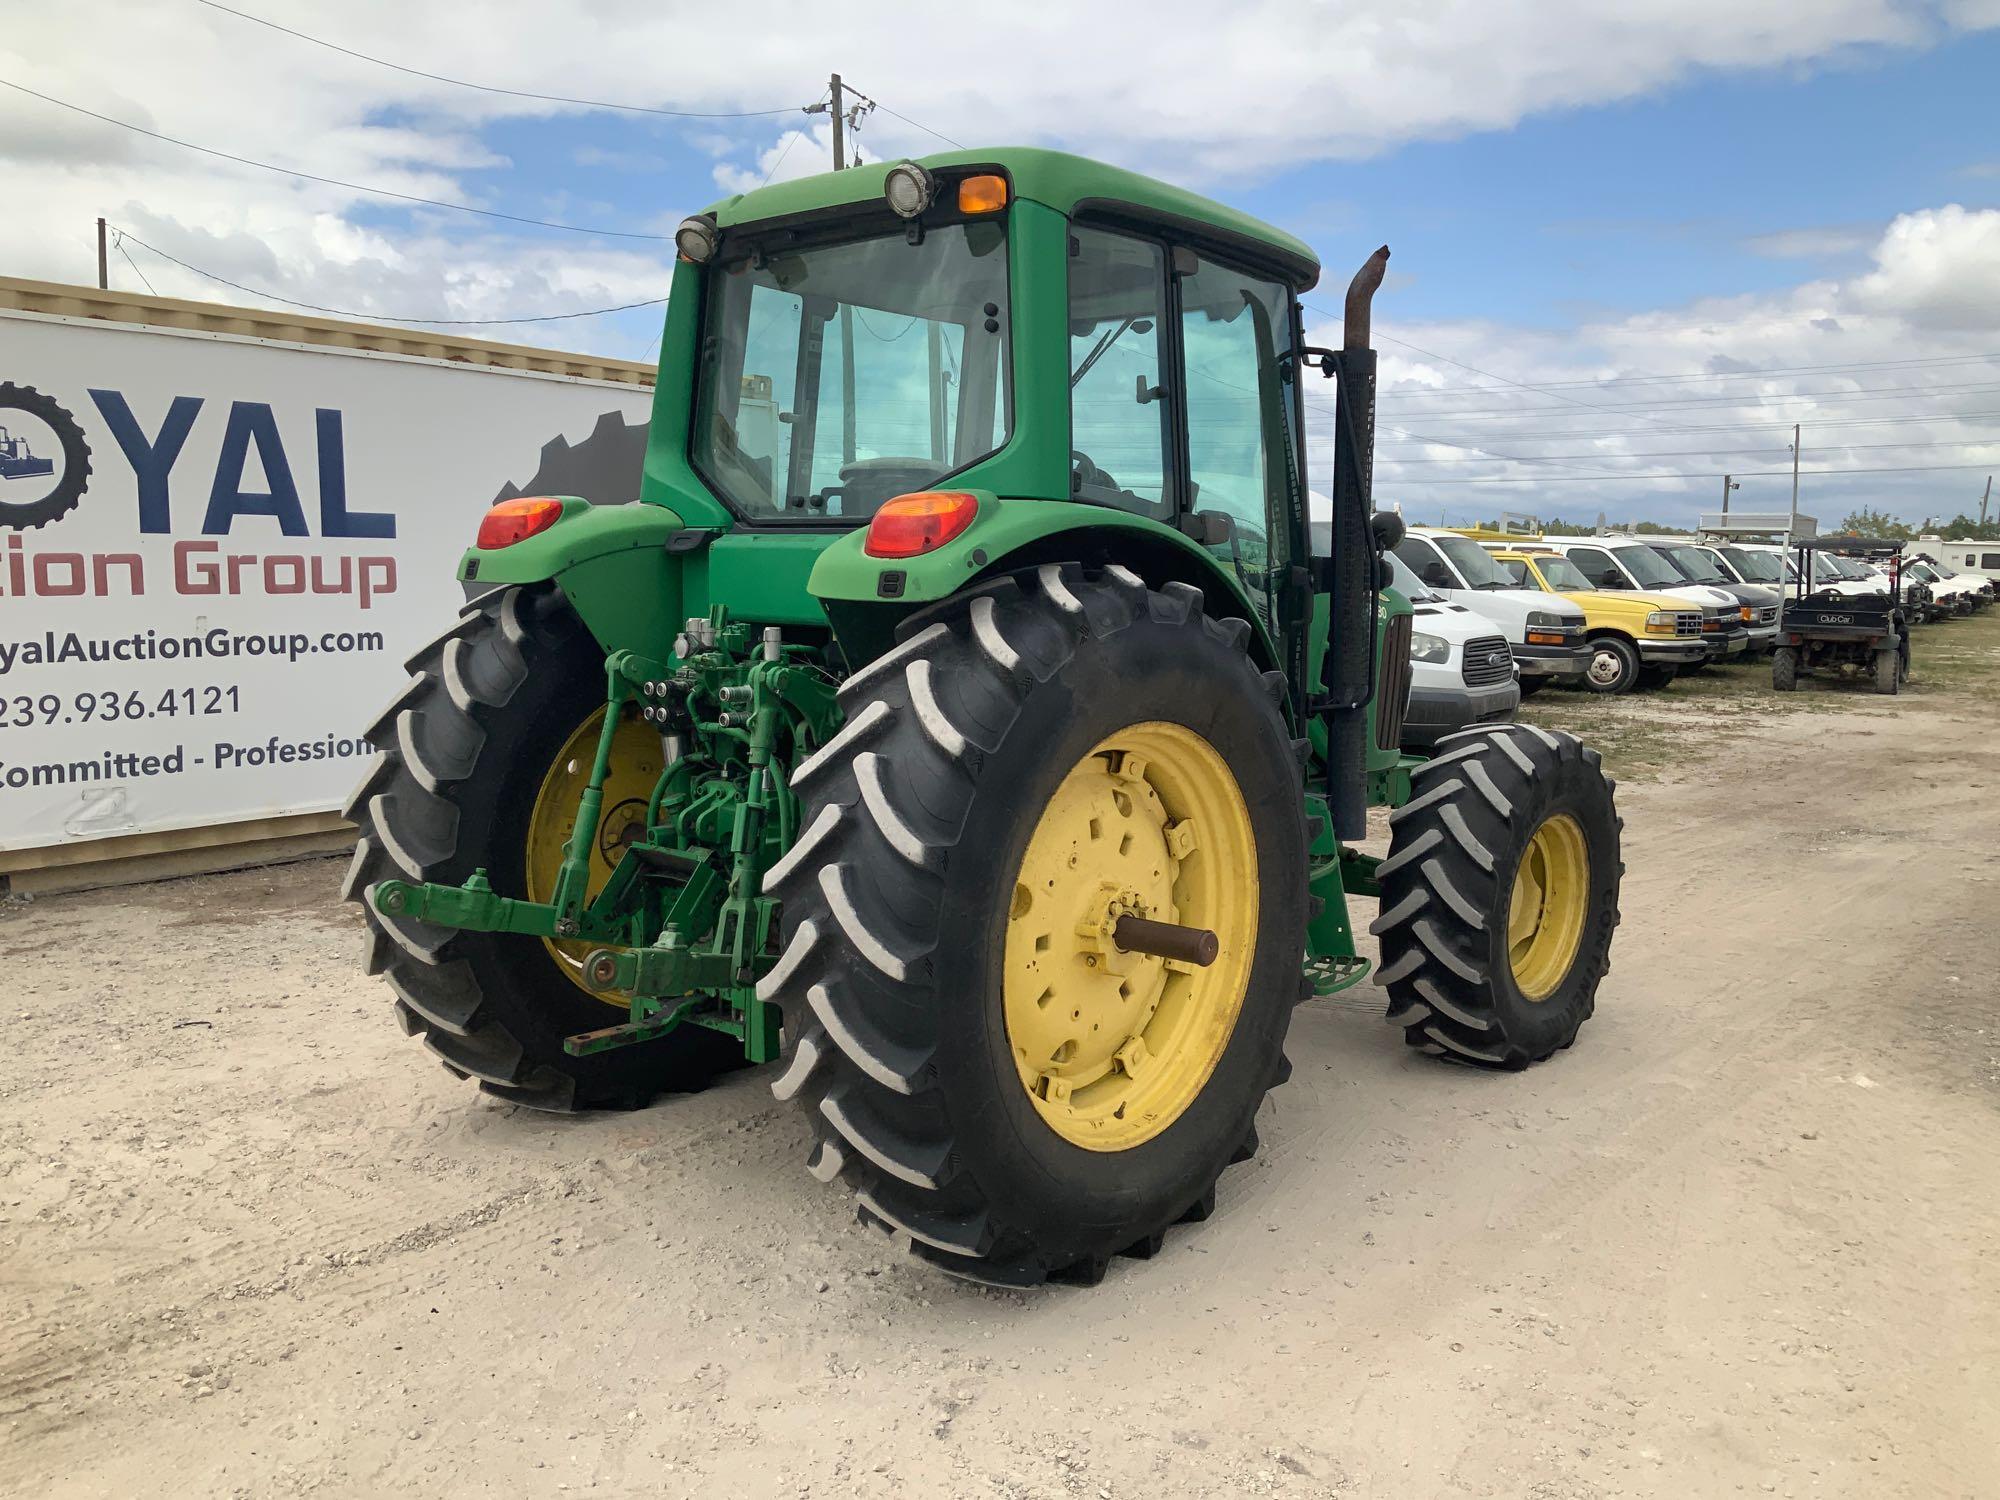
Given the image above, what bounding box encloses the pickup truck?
[1391,527,1590,693]
[1487,546,1707,692]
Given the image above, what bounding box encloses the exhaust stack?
[1321,246,1390,840]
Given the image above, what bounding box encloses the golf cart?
[1772,536,1911,695]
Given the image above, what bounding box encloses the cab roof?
[703,146,1321,290]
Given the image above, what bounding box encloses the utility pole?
[1777,425,1802,635]
[1788,425,1801,530]
[1721,473,1739,518]
[96,217,108,291]
[1981,474,1992,532]
[829,73,845,170]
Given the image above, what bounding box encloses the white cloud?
[2,0,1995,409]
[1319,206,2000,528]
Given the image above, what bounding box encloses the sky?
[3,0,1997,530]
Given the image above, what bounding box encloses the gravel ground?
[4,655,1998,1498]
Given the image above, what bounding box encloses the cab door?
[1174,254,1308,683]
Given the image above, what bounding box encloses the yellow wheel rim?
[524,708,664,1006]
[1506,813,1590,1001]
[1002,722,1257,1152]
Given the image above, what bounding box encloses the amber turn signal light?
[864,491,980,558]
[956,174,1009,214]
[477,497,565,549]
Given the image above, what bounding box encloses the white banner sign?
[0,310,652,854]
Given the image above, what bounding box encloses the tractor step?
[1303,955,1372,996]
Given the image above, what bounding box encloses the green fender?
[457,499,691,655]
[806,493,1280,669]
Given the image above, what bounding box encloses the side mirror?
[1135,373,1165,406]
[1369,511,1406,550]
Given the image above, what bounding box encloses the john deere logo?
[0,383,92,531]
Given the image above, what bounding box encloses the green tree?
[1936,512,2000,541]
[1837,506,1914,541]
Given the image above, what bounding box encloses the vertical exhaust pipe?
[1321,246,1390,840]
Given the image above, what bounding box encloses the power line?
[1375,411,2000,443]
[1399,462,1996,486]
[113,226,667,325]
[0,77,672,241]
[190,0,811,118]
[1383,436,2000,464]
[1378,350,2000,399]
[1376,377,2000,422]
[754,90,829,188]
[110,230,158,296]
[841,82,966,150]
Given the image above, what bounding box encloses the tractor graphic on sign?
[0,425,56,482]
[0,383,92,530]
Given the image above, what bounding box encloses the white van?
[1547,538,1749,662]
[1391,527,1589,689]
[1383,552,1522,747]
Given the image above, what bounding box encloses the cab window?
[1393,535,1459,591]
[1178,255,1299,629]
[1564,546,1627,589]
[1496,558,1535,587]
[1067,227,1172,518]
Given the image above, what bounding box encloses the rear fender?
[807,495,1278,672]
[457,499,689,656]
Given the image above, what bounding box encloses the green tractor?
[348,149,1621,1285]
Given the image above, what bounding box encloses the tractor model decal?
[0,383,93,532]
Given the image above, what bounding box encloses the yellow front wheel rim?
[524,708,664,1005]
[1002,722,1257,1152]
[1507,813,1590,1001]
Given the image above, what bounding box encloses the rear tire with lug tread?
[1772,647,1798,692]
[344,585,747,1111]
[763,565,1307,1285]
[1372,722,1622,1068]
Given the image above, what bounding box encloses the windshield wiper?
[1071,317,1139,389]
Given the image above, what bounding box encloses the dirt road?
[5,646,1998,1498]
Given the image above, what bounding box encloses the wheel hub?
[524,708,664,1005]
[1002,722,1256,1151]
[1587,648,1624,686]
[1507,812,1590,1001]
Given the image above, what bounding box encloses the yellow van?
[1488,548,1706,693]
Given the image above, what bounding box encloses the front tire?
[1372,723,1622,1068]
[1772,647,1799,692]
[763,566,1308,1284]
[344,587,746,1110]
[1582,635,1640,694]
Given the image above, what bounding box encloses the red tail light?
[864,491,980,559]
[477,497,565,549]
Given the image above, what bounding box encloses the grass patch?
[1517,608,2000,780]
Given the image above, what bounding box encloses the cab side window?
[1498,559,1533,587]
[1178,256,1298,630]
[1566,547,1626,589]
[1067,227,1172,519]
